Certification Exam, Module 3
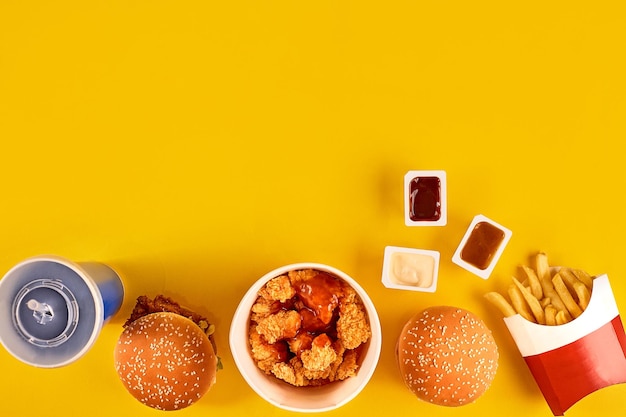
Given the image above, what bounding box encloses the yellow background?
[1,1,625,416]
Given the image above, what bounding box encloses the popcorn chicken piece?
[271,361,297,386]
[337,300,371,349]
[288,269,319,286]
[272,358,309,387]
[251,296,277,317]
[342,286,358,304]
[301,334,337,372]
[287,331,314,357]
[292,271,343,325]
[258,275,296,303]
[334,349,359,381]
[255,310,301,344]
[325,340,345,380]
[249,324,289,373]
[304,366,333,382]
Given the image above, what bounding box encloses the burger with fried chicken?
[114,295,220,411]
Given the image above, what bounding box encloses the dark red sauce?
[409,176,441,221]
[295,272,342,325]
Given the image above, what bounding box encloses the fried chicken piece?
[335,349,359,381]
[255,310,301,344]
[280,338,359,384]
[124,294,216,351]
[272,357,310,387]
[291,271,344,325]
[258,275,296,303]
[301,334,337,372]
[287,269,319,287]
[326,340,346,381]
[251,297,280,323]
[251,297,273,315]
[249,324,289,373]
[342,286,358,304]
[336,299,371,349]
[287,331,314,357]
[303,366,332,382]
[271,362,298,386]
[124,295,209,328]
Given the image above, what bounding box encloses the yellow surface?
[1,1,625,416]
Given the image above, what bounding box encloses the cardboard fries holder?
[503,274,626,416]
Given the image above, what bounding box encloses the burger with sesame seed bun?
[396,305,498,407]
[114,295,219,411]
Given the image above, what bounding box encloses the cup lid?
[0,257,102,367]
[13,278,79,348]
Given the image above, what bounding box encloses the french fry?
[545,305,557,326]
[518,264,543,300]
[508,284,535,323]
[574,281,591,310]
[553,274,583,318]
[535,252,552,286]
[559,268,582,299]
[540,282,572,322]
[483,251,594,326]
[572,268,594,289]
[513,277,546,324]
[555,309,570,325]
[484,292,517,317]
[534,253,572,319]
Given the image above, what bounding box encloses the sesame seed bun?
[114,312,217,411]
[396,306,498,407]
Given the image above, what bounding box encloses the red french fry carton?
[503,274,626,416]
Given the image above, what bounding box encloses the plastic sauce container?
[382,246,440,292]
[404,170,447,226]
[452,215,512,279]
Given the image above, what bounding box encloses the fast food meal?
[248,269,372,387]
[114,295,219,411]
[484,252,594,325]
[396,305,499,407]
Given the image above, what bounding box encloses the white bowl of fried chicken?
[229,263,382,412]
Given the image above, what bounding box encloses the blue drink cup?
[0,255,124,368]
